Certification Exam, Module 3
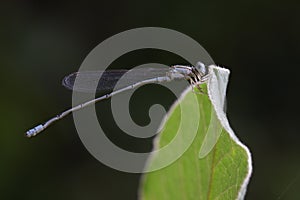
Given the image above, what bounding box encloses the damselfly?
[25,62,210,138]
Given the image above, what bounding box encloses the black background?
[0,0,299,199]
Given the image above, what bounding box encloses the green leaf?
[139,66,252,200]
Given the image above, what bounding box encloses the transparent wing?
[62,68,170,93]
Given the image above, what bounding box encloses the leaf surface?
[139,66,252,200]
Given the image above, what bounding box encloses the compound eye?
[195,62,207,75]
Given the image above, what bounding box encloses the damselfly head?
[194,62,208,76]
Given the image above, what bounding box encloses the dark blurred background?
[1,0,299,199]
